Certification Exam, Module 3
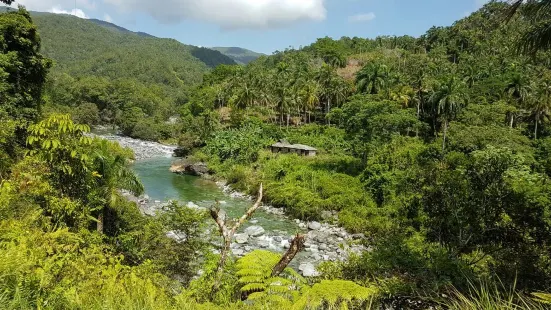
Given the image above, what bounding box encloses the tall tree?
[0,7,51,122]
[355,63,390,95]
[508,0,551,55]
[429,76,467,151]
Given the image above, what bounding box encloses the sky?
[11,0,491,54]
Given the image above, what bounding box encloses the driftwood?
[272,234,306,276]
[210,184,263,298]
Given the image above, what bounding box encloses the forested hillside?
[27,12,237,142]
[3,1,551,309]
[212,46,265,64]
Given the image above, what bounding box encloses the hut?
[270,140,317,157]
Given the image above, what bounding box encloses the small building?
[270,140,317,157]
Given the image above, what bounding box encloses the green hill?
[31,13,236,92]
[211,46,264,64]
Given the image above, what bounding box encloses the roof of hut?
[271,140,317,151]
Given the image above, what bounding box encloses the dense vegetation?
[3,1,551,309]
[30,11,236,141]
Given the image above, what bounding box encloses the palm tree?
[505,72,532,127]
[355,63,390,94]
[529,80,551,139]
[429,77,467,151]
[507,0,551,55]
[92,140,144,234]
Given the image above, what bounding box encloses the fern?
[532,292,551,305]
[291,280,378,310]
[236,250,306,306]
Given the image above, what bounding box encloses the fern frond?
[291,280,378,310]
[241,283,268,293]
[532,292,551,304]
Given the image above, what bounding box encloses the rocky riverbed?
[92,133,176,161]
[105,134,367,277]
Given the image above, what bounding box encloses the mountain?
[30,12,236,96]
[211,47,264,64]
[88,18,156,38]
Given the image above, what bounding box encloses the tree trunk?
[326,98,331,125]
[97,210,104,234]
[271,234,306,276]
[510,113,514,128]
[211,238,231,296]
[535,117,539,140]
[442,120,448,152]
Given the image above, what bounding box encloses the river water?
[132,157,300,234]
[98,133,364,275]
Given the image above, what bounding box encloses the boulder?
[170,158,210,176]
[235,233,249,244]
[308,221,322,230]
[299,263,320,277]
[245,226,265,237]
[232,248,244,256]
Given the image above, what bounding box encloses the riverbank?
[100,135,367,276]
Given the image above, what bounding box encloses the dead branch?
[271,234,306,277]
[210,183,263,299]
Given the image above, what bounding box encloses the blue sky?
[15,0,490,54]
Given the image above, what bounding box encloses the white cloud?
[103,13,113,23]
[14,0,96,11]
[348,12,376,23]
[11,0,95,19]
[103,0,327,29]
[50,8,89,18]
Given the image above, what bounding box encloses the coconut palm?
[508,0,551,55]
[355,63,390,94]
[529,80,551,139]
[429,77,468,151]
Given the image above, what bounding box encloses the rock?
[319,244,328,251]
[166,231,187,242]
[311,254,322,261]
[245,226,265,237]
[351,233,365,240]
[219,201,227,205]
[321,211,333,220]
[281,240,290,249]
[299,223,307,229]
[299,263,320,277]
[170,158,210,176]
[258,240,270,248]
[235,233,249,244]
[187,201,203,210]
[232,248,244,256]
[308,221,322,230]
[295,219,301,224]
[273,236,283,242]
[250,219,259,224]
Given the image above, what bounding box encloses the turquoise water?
[132,157,300,234]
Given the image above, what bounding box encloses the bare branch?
[272,234,306,277]
[231,183,263,235]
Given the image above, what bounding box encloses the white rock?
[235,233,249,244]
[299,263,320,277]
[245,226,265,237]
[219,201,227,204]
[281,240,290,249]
[232,249,244,256]
[308,221,322,230]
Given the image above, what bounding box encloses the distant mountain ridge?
[88,18,156,38]
[211,47,265,64]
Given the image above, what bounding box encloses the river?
[99,133,365,276]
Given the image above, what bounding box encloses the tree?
[90,139,144,234]
[355,63,390,95]
[429,76,467,151]
[508,0,551,55]
[0,7,51,122]
[529,79,551,139]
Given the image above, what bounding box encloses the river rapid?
[101,134,366,276]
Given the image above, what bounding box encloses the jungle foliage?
[3,1,551,309]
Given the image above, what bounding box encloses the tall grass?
[444,280,549,310]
